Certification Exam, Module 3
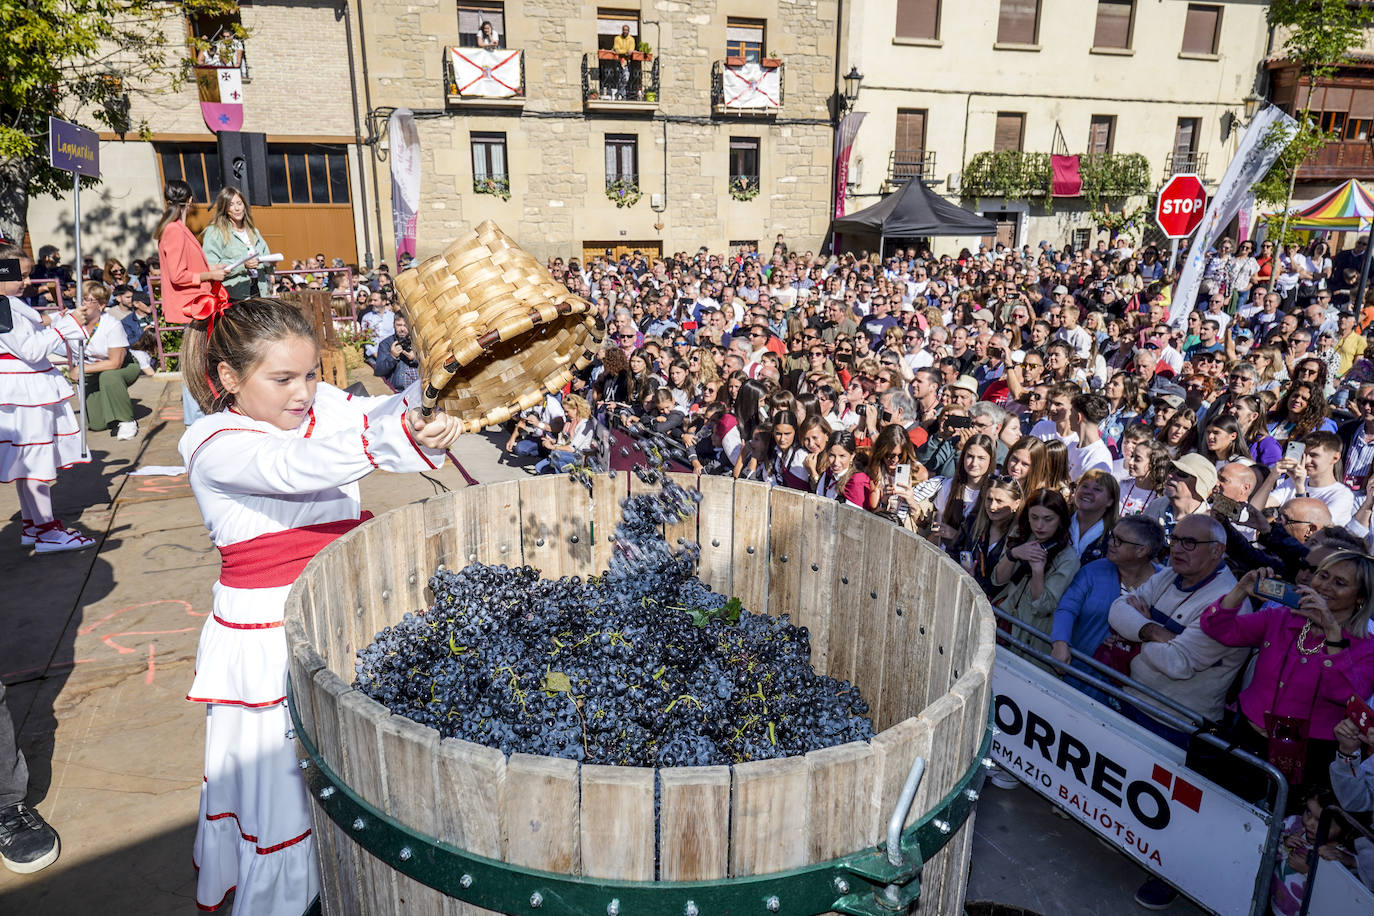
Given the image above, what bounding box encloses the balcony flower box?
[632,51,653,61]
[760,57,781,68]
[726,56,745,67]
[597,49,618,61]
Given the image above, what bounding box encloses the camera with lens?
[396,335,413,352]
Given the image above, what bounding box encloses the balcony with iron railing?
[1163,150,1207,179]
[887,150,937,185]
[959,150,1151,201]
[581,52,659,112]
[710,59,784,115]
[444,46,526,107]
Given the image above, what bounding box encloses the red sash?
[217,512,373,589]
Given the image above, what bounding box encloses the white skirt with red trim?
[0,401,88,483]
[186,582,293,708]
[0,362,75,407]
[192,701,319,914]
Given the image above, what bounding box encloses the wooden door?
[582,240,662,264]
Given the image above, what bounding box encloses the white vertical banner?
[1170,106,1299,327]
[389,108,421,263]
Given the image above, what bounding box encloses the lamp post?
[842,66,863,113]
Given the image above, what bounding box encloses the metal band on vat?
[288,682,990,916]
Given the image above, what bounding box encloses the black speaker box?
[217,131,270,207]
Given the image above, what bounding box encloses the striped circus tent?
[1286,178,1374,230]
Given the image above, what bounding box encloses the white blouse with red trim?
[178,380,438,707]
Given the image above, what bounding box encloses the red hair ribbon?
[185,282,231,400]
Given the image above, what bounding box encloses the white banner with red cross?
[449,47,523,99]
[722,62,780,109]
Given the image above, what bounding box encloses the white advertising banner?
[1170,105,1299,326]
[721,62,781,109]
[449,47,523,98]
[992,652,1272,915]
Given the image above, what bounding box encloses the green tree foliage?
[1256,0,1367,245]
[0,0,242,242]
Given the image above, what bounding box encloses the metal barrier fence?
[992,607,1288,916]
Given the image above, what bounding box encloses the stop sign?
[1156,173,1207,239]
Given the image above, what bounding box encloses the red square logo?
[1172,779,1203,813]
[1151,764,1172,790]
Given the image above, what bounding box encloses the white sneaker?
[32,522,95,554]
[115,421,139,440]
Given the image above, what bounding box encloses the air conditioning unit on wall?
[947,172,961,193]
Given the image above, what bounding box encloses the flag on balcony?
[389,109,421,264]
[194,65,243,133]
[449,47,523,99]
[722,62,781,109]
[1051,154,1082,197]
[834,111,867,218]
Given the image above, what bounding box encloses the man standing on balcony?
[613,24,635,57]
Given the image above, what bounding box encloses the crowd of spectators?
[14,222,1374,908]
[387,231,1374,911]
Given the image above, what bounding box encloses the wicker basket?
[392,221,605,430]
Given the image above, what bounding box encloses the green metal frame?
[288,686,990,916]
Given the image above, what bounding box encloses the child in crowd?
[1270,786,1355,916]
[177,296,461,915]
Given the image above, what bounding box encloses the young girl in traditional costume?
[0,245,94,552]
[178,295,460,913]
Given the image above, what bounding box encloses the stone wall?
[359,0,840,262]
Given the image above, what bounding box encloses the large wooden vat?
[284,474,996,916]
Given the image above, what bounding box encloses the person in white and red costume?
[177,295,461,914]
[0,244,94,554]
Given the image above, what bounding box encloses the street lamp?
[100,72,131,140]
[842,66,863,110]
[1243,92,1262,121]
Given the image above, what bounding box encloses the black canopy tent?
[831,179,997,255]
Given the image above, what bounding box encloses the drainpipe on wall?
[340,0,373,268]
[354,0,386,265]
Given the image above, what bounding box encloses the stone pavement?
[0,373,1198,915]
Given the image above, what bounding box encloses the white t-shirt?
[1268,479,1356,527]
[934,478,980,518]
[1069,438,1113,479]
[86,313,130,362]
[1029,418,1079,447]
[902,350,935,373]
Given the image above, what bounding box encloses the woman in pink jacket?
[155,180,226,425]
[1201,553,1374,803]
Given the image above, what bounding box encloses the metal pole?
[73,170,88,460]
[1169,237,1180,276]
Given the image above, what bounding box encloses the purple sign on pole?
[48,117,100,177]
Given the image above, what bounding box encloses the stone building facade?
[27,0,370,267]
[840,0,1272,252]
[359,0,840,263]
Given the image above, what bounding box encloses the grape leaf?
[542,671,573,693]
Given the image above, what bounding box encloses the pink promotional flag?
[833,111,867,218]
[1051,154,1082,198]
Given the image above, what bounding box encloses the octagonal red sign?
[1156,174,1207,239]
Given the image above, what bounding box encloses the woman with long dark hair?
[934,434,996,544]
[155,179,226,425]
[1233,394,1283,466]
[992,488,1079,656]
[1268,381,1331,442]
[949,476,1023,595]
[816,430,871,508]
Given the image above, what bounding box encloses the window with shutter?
[725,18,765,61]
[457,2,506,48]
[994,112,1025,152]
[1173,118,1198,157]
[996,0,1039,45]
[895,109,927,156]
[1088,115,1115,154]
[1092,0,1134,50]
[1180,4,1221,55]
[895,0,940,40]
[605,134,638,186]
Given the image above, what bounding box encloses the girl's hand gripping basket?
[392,220,606,428]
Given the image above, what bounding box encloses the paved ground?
[0,372,1202,914]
